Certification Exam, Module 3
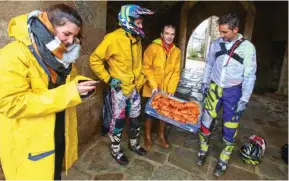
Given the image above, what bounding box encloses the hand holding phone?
[77,80,99,95]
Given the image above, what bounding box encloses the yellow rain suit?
[0,13,90,180]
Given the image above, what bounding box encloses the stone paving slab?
[93,173,124,180]
[144,150,167,164]
[263,146,288,166]
[151,164,189,180]
[125,159,154,180]
[208,164,260,180]
[62,167,91,180]
[261,126,288,148]
[74,140,127,175]
[280,165,288,179]
[256,158,287,180]
[167,127,191,147]
[168,146,213,179]
[189,173,205,180]
[168,146,198,173]
[183,134,199,152]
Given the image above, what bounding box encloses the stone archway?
[178,1,255,68]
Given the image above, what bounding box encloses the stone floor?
[62,81,288,179]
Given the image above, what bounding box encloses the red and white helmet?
[248,135,266,156]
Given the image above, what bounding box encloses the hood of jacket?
[8,13,32,46]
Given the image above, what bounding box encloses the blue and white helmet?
[118,4,154,38]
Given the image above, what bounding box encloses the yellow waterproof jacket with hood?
[0,13,90,180]
[142,38,181,97]
[90,28,146,96]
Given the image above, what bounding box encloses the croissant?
[150,93,200,125]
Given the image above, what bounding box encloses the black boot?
[111,149,129,165]
[196,131,211,166]
[109,133,129,165]
[128,138,147,156]
[128,117,147,156]
[196,150,208,166]
[214,159,228,176]
[214,139,235,176]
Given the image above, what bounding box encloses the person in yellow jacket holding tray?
[0,4,97,180]
[142,24,181,149]
[90,4,154,165]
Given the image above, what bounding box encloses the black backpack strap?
[215,37,246,65]
[215,43,227,58]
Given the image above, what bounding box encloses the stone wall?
[209,16,220,43]
[0,1,107,177]
[252,2,288,94]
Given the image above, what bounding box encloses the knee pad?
[128,127,140,139]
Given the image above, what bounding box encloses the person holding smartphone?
[0,4,96,180]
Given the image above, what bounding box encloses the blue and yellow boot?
[215,139,235,176]
[196,131,211,166]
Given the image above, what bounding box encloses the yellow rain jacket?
[0,13,90,180]
[90,28,146,96]
[142,38,181,97]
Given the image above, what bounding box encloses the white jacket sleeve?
[240,44,257,102]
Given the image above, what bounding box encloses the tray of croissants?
[145,92,202,133]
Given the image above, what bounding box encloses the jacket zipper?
[166,52,175,92]
[126,33,136,84]
[162,53,168,90]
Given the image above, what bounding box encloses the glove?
[152,88,159,95]
[201,83,209,95]
[236,100,247,116]
[108,77,121,91]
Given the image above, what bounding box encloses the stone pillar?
[203,17,212,59]
[277,42,288,95]
[240,2,256,41]
[243,10,255,41]
[178,1,197,69]
[178,4,189,69]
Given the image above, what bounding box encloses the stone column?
[203,17,212,59]
[178,1,197,69]
[239,1,256,41]
[243,10,255,41]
